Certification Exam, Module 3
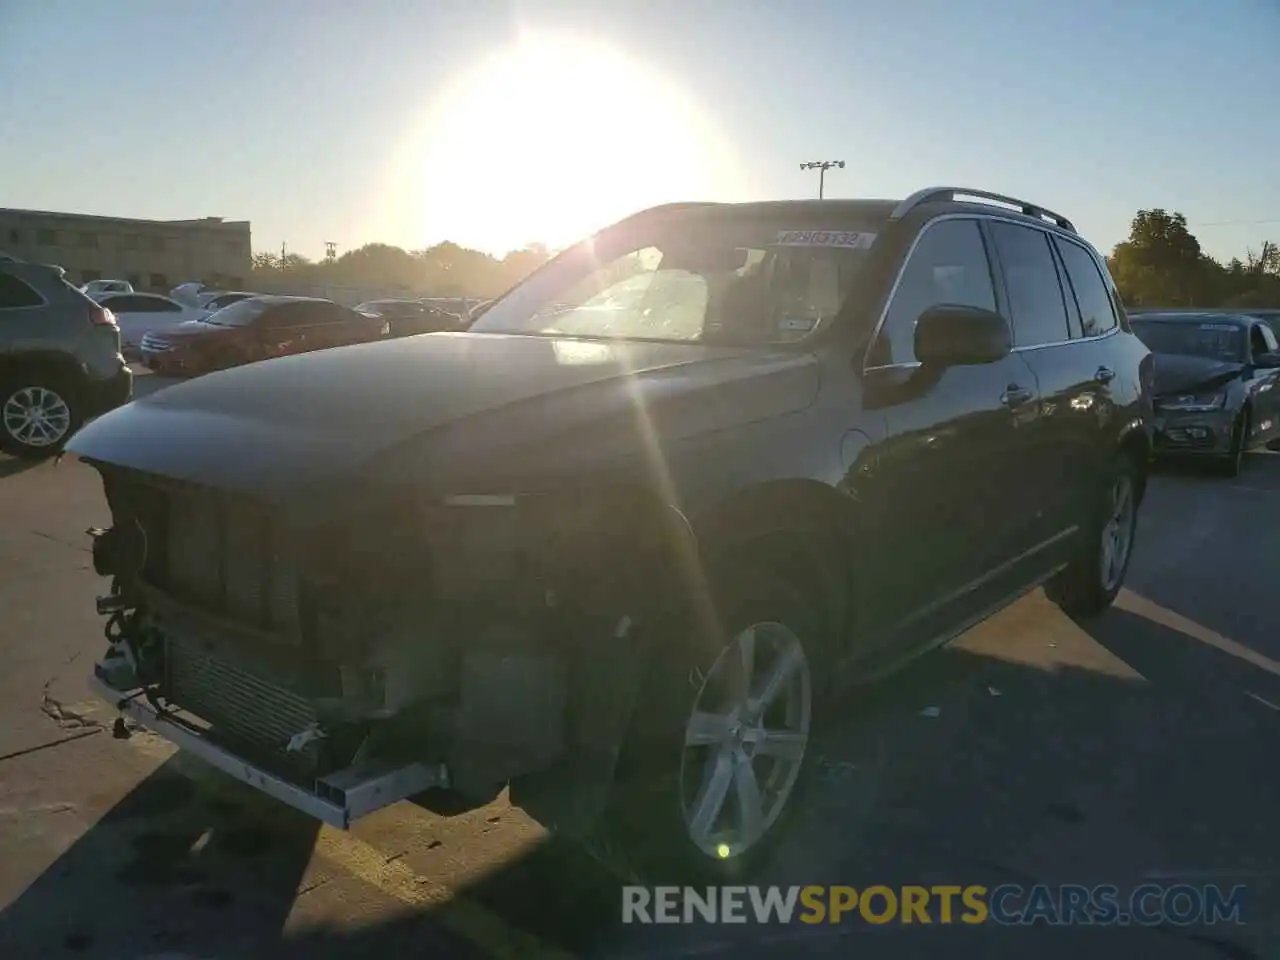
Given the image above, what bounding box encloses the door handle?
[1000,384,1033,407]
[1095,366,1116,383]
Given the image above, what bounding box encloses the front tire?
[1045,456,1140,619]
[1218,408,1249,478]
[580,564,825,884]
[0,373,84,459]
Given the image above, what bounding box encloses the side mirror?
[1255,352,1280,369]
[914,304,1011,367]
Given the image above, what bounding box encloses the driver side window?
[869,219,997,366]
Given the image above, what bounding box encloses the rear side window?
[298,302,353,325]
[1054,238,1118,337]
[262,302,325,328]
[0,274,43,309]
[105,295,178,313]
[988,222,1070,348]
[870,218,997,366]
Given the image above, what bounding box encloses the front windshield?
[1130,318,1247,362]
[203,298,272,327]
[469,215,878,344]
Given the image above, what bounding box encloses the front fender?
[509,499,697,838]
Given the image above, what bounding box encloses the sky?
[2,0,1278,263]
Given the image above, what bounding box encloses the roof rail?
[890,187,1076,233]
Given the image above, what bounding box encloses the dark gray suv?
[0,260,133,458]
[77,187,1153,882]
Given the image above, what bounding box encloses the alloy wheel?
[679,621,811,860]
[2,386,72,448]
[1099,474,1135,593]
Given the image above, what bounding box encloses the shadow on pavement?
[0,456,42,479]
[1,600,1274,959]
[0,758,322,959]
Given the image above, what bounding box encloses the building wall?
[0,208,251,293]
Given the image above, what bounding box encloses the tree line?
[250,209,1280,309]
[250,241,553,297]
[1106,209,1279,309]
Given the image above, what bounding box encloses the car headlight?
[1156,392,1227,412]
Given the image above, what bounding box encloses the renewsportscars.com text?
[621,884,1247,926]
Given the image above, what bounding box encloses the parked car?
[91,291,208,354]
[81,279,134,296]
[74,187,1151,882]
[355,298,465,337]
[1128,310,1280,474]
[138,295,389,375]
[0,260,131,457]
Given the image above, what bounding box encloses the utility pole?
[800,160,845,199]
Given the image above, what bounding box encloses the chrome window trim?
[861,212,1116,373]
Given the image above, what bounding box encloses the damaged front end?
[87,464,682,830]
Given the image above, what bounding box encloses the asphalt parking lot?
[2,368,1279,959]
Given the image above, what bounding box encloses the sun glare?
[418,32,744,255]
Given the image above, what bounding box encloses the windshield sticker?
[1199,323,1238,332]
[774,230,877,249]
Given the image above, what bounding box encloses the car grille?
[165,633,323,775]
[161,488,302,637]
[140,332,174,353]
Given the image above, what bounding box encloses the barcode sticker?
[774,230,877,249]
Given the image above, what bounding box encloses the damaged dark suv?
[74,187,1153,881]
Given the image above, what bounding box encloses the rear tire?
[1045,455,1140,620]
[579,563,827,884]
[0,371,84,459]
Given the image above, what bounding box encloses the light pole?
[800,160,845,199]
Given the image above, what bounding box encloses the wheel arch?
[510,479,856,839]
[1117,420,1151,504]
[688,478,857,642]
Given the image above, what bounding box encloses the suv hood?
[1150,353,1244,397]
[68,332,820,497]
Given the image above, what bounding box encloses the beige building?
[0,207,251,293]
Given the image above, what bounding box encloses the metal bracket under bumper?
[89,675,449,829]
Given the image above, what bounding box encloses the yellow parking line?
[158,755,577,959]
[312,825,578,960]
[1117,589,1280,679]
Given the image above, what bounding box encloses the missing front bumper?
[89,674,449,828]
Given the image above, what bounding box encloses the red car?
[139,296,389,376]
